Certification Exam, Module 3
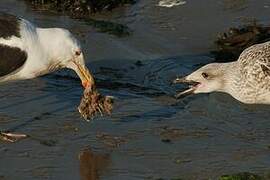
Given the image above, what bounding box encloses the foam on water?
[158,0,186,7]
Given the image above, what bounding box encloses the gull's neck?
[36,28,63,72]
[219,61,243,101]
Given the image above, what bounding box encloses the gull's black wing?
[0,45,27,77]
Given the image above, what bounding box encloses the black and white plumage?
[0,12,93,86]
[0,12,94,142]
[174,41,270,104]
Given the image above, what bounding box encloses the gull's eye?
[75,50,81,56]
[202,72,209,79]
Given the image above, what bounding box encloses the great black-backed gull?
[174,41,270,104]
[0,12,95,142]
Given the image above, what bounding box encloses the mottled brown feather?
[261,64,270,76]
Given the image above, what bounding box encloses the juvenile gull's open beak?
[173,77,200,99]
[173,77,191,84]
[73,61,95,89]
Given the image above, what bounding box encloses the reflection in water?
[79,148,111,180]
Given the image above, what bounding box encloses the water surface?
[1,0,270,179]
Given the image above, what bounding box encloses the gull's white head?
[40,28,93,88]
[174,63,227,98]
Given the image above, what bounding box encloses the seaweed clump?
[29,0,136,14]
[211,22,270,62]
[83,19,131,37]
[26,0,135,37]
[219,172,263,180]
[78,86,113,121]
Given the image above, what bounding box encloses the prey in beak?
[68,57,113,120]
[173,77,201,99]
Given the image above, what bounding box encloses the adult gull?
[0,12,95,142]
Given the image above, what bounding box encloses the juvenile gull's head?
[174,63,228,98]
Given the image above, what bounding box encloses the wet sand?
[1,0,270,179]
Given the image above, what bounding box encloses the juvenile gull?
[174,41,270,104]
[0,12,96,142]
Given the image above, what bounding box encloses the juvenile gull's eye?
[202,72,209,79]
[75,50,81,56]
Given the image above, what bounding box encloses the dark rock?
[135,60,143,67]
[25,0,134,37]
[27,0,136,14]
[161,138,172,143]
[219,172,263,180]
[39,139,57,146]
[211,22,270,62]
[83,18,131,37]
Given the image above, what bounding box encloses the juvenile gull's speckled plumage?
[174,41,270,104]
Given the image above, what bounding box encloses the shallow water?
[1,0,270,179]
